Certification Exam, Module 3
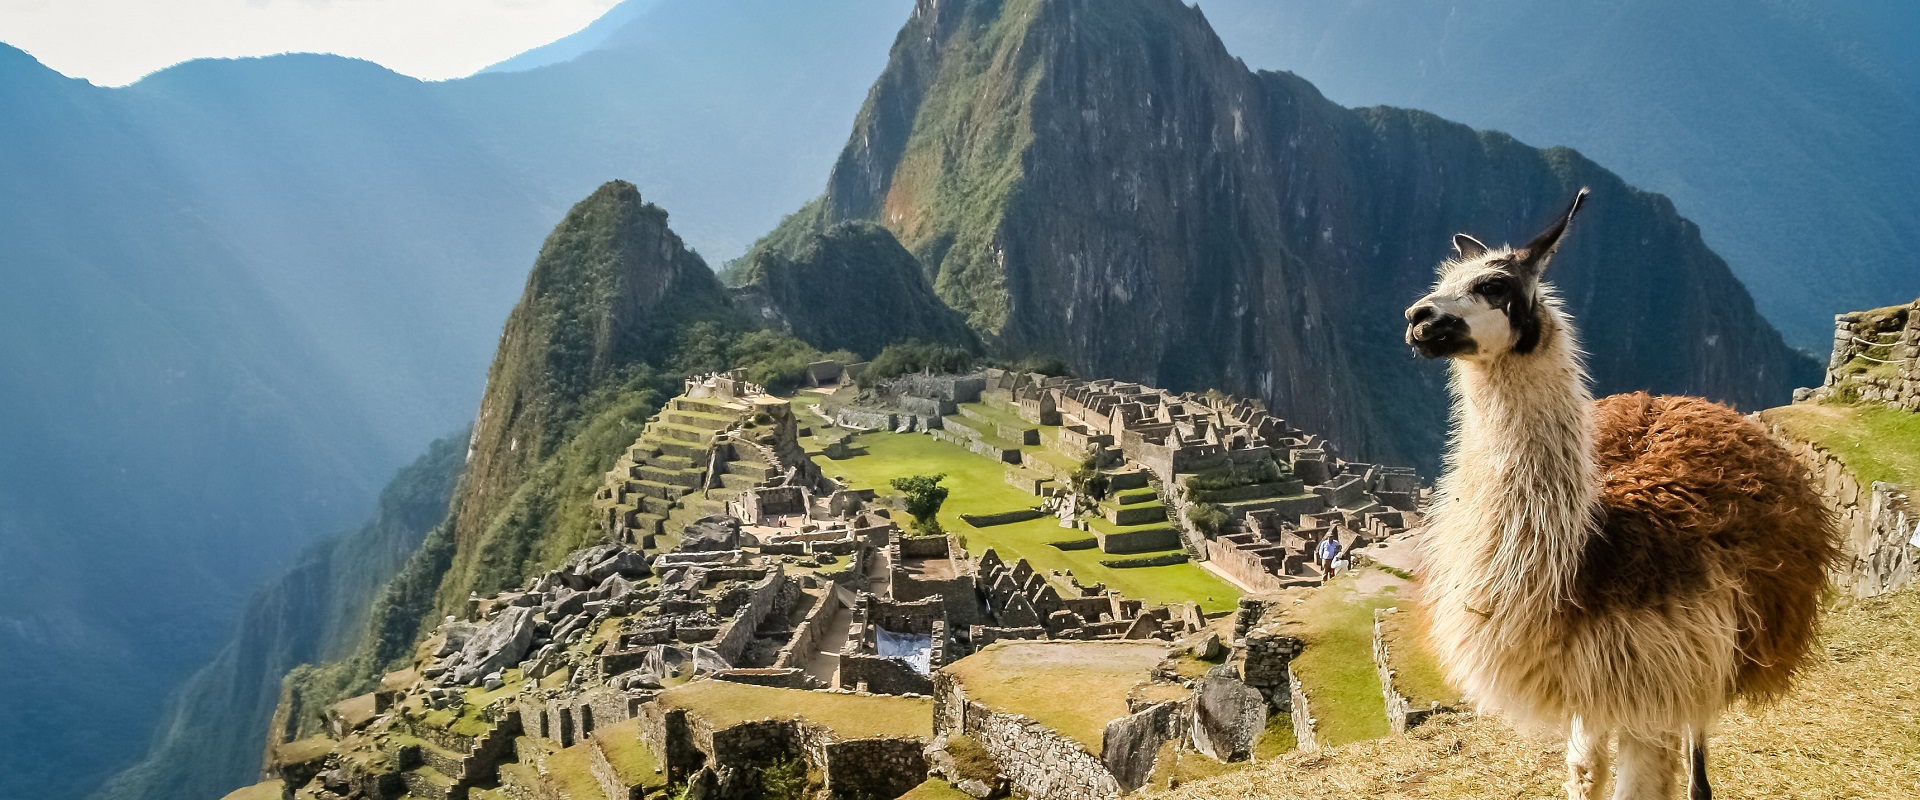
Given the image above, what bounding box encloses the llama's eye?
[1474,281,1506,298]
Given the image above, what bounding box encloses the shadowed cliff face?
[732,221,979,359]
[803,0,1818,465]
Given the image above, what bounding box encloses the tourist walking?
[1318,533,1342,578]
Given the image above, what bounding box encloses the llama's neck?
[1435,309,1596,614]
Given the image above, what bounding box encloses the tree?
[890,473,950,534]
[1070,452,1109,502]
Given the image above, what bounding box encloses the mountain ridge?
[774,0,1815,465]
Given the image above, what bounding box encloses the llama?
[1404,189,1837,800]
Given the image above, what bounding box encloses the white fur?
[1416,254,1730,799]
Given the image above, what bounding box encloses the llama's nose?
[1407,303,1436,326]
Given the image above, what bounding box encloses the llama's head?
[1405,188,1589,361]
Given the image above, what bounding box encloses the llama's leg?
[1613,730,1681,800]
[1564,716,1611,800]
[1687,730,1711,800]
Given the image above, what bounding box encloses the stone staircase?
[594,395,758,548]
[381,709,523,800]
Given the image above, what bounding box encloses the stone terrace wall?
[933,672,1123,800]
[1372,608,1448,735]
[712,566,786,665]
[1775,432,1915,597]
[1817,302,1920,411]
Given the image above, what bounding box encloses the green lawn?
[814,431,1238,612]
[1764,401,1920,488]
[661,680,933,740]
[1272,575,1399,747]
[1376,603,1458,707]
[945,640,1169,751]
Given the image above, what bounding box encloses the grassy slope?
[813,430,1238,612]
[1159,588,1920,800]
[944,640,1169,751]
[1764,402,1920,487]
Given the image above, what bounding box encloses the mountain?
[769,0,1817,466]
[1190,0,1920,351]
[0,4,910,798]
[477,0,664,75]
[728,220,980,359]
[91,436,465,800]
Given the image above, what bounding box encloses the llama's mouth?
[1408,320,1475,358]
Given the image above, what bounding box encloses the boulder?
[546,587,586,618]
[590,573,635,603]
[450,605,538,685]
[1196,631,1224,660]
[956,778,997,799]
[434,620,479,658]
[1191,672,1268,761]
[523,644,564,680]
[679,516,741,552]
[588,550,651,583]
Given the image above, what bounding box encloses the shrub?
[760,757,811,800]
[1188,502,1228,536]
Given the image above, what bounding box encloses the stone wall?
[1774,432,1915,597]
[1372,608,1449,735]
[712,566,786,665]
[1288,665,1318,751]
[1815,302,1920,411]
[933,672,1125,800]
[640,691,929,800]
[1238,620,1304,713]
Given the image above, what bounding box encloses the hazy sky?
[0,0,621,85]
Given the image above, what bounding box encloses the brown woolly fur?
[1587,393,1837,701]
[1406,190,1840,799]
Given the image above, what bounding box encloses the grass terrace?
[1378,603,1458,707]
[813,430,1238,612]
[1269,574,1404,747]
[660,680,933,740]
[1764,401,1920,488]
[944,640,1169,751]
[594,718,664,787]
[544,740,612,800]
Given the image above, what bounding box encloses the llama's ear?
[1452,234,1489,259]
[1516,187,1590,276]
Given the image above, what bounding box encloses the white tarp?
[875,627,933,674]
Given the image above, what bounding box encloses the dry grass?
[218,781,285,800]
[660,679,933,740]
[1156,589,1920,799]
[944,640,1169,751]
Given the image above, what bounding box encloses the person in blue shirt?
[1317,533,1342,578]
